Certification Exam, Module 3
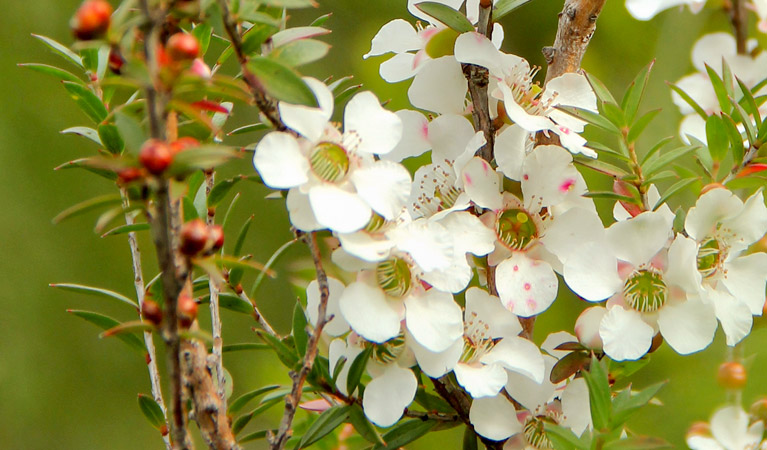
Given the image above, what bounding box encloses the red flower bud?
[180,219,209,256]
[139,140,173,175]
[166,33,200,62]
[717,361,747,390]
[208,225,225,251]
[141,299,163,326]
[117,167,145,184]
[71,0,113,40]
[170,137,199,154]
[177,292,198,328]
[613,180,642,217]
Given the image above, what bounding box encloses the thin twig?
[727,0,748,55]
[269,232,331,450]
[205,171,227,407]
[121,187,173,450]
[216,0,287,131]
[404,409,461,422]
[237,289,279,337]
[464,0,495,161]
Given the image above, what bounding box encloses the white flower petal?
[306,278,350,337]
[686,435,724,450]
[626,0,703,20]
[329,338,364,396]
[405,289,463,352]
[420,259,473,294]
[469,395,523,441]
[522,145,579,210]
[495,125,528,180]
[481,336,544,383]
[454,32,503,74]
[364,19,421,58]
[665,235,702,293]
[575,306,607,351]
[563,241,622,301]
[607,210,673,267]
[428,114,476,162]
[363,366,417,427]
[309,184,372,233]
[337,231,395,262]
[657,299,717,355]
[685,188,743,241]
[545,73,597,131]
[496,253,559,317]
[331,247,377,272]
[726,190,767,246]
[351,160,411,220]
[462,157,503,210]
[541,331,578,358]
[253,132,309,188]
[410,335,462,377]
[388,219,453,271]
[384,110,432,162]
[287,188,322,231]
[542,207,605,262]
[339,280,402,343]
[599,305,654,361]
[408,0,464,22]
[440,212,497,257]
[408,56,468,114]
[708,287,754,346]
[561,378,592,437]
[505,355,557,411]
[710,406,763,450]
[498,83,554,132]
[345,91,403,155]
[380,52,420,83]
[279,78,334,142]
[721,252,767,315]
[455,363,508,398]
[465,287,523,338]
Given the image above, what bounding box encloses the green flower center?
[697,237,724,278]
[376,257,412,298]
[310,142,349,182]
[364,334,406,365]
[364,213,387,233]
[623,269,667,313]
[496,209,538,250]
[524,415,555,450]
[435,184,462,210]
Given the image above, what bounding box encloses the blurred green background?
[2,0,767,448]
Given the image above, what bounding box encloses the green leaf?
[61,126,102,145]
[228,384,281,414]
[272,26,332,47]
[192,23,213,55]
[653,177,698,211]
[53,194,124,225]
[208,176,247,208]
[228,123,269,136]
[222,342,269,353]
[543,422,589,450]
[182,197,199,222]
[233,215,254,257]
[372,419,437,449]
[599,101,627,129]
[98,123,125,154]
[199,293,253,315]
[241,23,279,55]
[603,436,672,450]
[250,239,297,298]
[627,109,661,143]
[463,426,478,450]
[166,145,240,176]
[233,397,283,435]
[729,97,756,147]
[62,81,108,124]
[270,39,331,67]
[582,191,637,203]
[640,136,674,165]
[582,357,611,431]
[101,223,150,238]
[667,83,707,120]
[584,71,618,106]
[608,358,650,380]
[414,2,474,33]
[310,13,333,27]
[68,310,145,353]
[642,145,699,177]
[297,405,351,448]
[622,60,654,124]
[31,34,83,68]
[721,113,745,164]
[705,64,731,112]
[246,57,318,107]
[254,0,317,8]
[115,111,147,155]
[349,404,385,445]
[736,77,761,129]
[101,320,154,339]
[705,115,729,162]
[346,345,374,396]
[138,394,167,429]
[239,429,271,443]
[414,389,455,414]
[256,330,299,368]
[20,63,84,84]
[556,105,621,134]
[292,303,309,356]
[550,351,590,384]
[51,282,138,310]
[610,381,665,427]
[574,158,628,178]
[494,0,535,20]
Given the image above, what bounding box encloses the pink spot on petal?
[524,283,531,291]
[421,122,429,139]
[464,173,473,186]
[559,178,576,193]
[559,126,572,135]
[482,160,490,174]
[523,174,529,180]
[513,265,519,272]
[526,298,537,310]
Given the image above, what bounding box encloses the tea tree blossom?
[686,406,765,450]
[625,0,705,21]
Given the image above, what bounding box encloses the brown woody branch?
[726,0,748,55]
[542,0,606,84]
[216,0,287,131]
[431,376,505,449]
[269,232,331,450]
[464,0,495,161]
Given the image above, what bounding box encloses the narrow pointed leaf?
[556,105,621,134]
[52,282,138,309]
[62,81,108,123]
[729,97,756,147]
[494,0,535,19]
[31,34,83,68]
[603,436,671,450]
[543,422,589,450]
[229,384,281,414]
[373,420,437,449]
[627,109,661,143]
[297,405,351,448]
[233,215,254,257]
[414,2,474,33]
[346,345,374,395]
[705,115,729,162]
[239,429,271,443]
[199,293,253,315]
[256,330,299,368]
[704,64,731,112]
[622,60,654,123]
[138,394,167,429]
[247,57,318,107]
[101,223,150,237]
[20,63,84,84]
[611,381,666,427]
[736,77,761,128]
[222,342,269,353]
[584,71,618,105]
[721,113,745,164]
[68,310,145,353]
[550,350,590,383]
[642,145,699,176]
[270,39,331,67]
[61,126,102,145]
[98,123,125,154]
[575,158,629,178]
[292,302,309,355]
[349,403,385,444]
[583,357,611,431]
[667,83,707,120]
[233,397,283,435]
[228,123,269,136]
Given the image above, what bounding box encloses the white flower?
[750,0,767,33]
[409,287,544,399]
[687,406,764,450]
[253,81,407,233]
[625,0,705,21]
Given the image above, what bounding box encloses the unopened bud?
[177,292,198,328]
[141,299,163,325]
[169,136,199,154]
[166,33,200,62]
[117,167,145,185]
[180,219,209,256]
[71,0,113,40]
[208,224,224,251]
[139,139,173,175]
[190,58,212,79]
[686,421,711,440]
[574,306,606,351]
[718,361,747,390]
